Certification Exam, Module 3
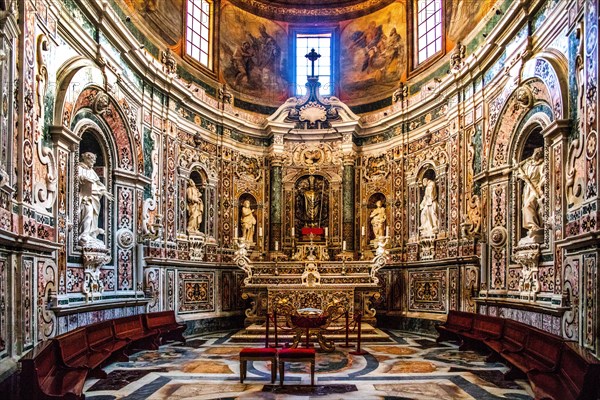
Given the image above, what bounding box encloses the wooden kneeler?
[278,347,316,386]
[239,313,277,383]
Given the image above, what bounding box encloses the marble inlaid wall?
[1,0,600,367]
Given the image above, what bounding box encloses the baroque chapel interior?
[0,0,599,399]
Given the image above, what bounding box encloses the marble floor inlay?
[84,329,534,399]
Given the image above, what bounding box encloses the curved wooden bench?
[144,311,186,344]
[20,311,188,399]
[436,312,600,399]
[20,340,88,400]
[528,342,600,400]
[435,310,474,343]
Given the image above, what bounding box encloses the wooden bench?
[459,314,504,350]
[483,319,529,355]
[20,340,88,400]
[435,310,474,343]
[501,326,563,377]
[85,320,128,357]
[56,328,111,378]
[528,342,600,400]
[114,315,159,352]
[144,310,186,344]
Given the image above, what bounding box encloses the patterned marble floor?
[84,329,533,400]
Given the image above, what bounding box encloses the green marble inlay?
[143,127,154,200]
[270,166,282,224]
[568,30,580,141]
[63,0,97,39]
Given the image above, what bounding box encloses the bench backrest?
[34,341,58,385]
[114,315,144,337]
[525,328,562,368]
[445,310,474,330]
[57,328,88,363]
[503,319,529,347]
[473,314,504,337]
[560,342,600,399]
[145,311,177,329]
[86,321,115,347]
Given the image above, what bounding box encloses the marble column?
[270,161,282,250]
[342,160,355,250]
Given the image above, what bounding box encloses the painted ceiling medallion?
[227,0,396,22]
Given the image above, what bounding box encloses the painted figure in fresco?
[240,199,256,243]
[370,200,387,238]
[304,176,321,227]
[514,147,545,242]
[350,22,403,78]
[419,177,439,237]
[186,179,203,234]
[78,152,113,246]
[233,41,255,86]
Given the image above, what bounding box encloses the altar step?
[229,322,393,344]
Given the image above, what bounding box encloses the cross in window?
[305,48,321,77]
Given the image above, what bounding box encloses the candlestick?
[259,227,263,237]
[291,227,295,237]
[324,227,328,237]
[342,240,346,251]
[386,226,389,237]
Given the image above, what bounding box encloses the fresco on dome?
[446,0,496,46]
[339,0,407,103]
[121,0,183,46]
[219,3,290,104]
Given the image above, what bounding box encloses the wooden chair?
[239,347,278,383]
[278,347,316,386]
[239,314,277,383]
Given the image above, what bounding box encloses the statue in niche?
[419,177,439,237]
[303,175,321,227]
[370,200,386,238]
[78,152,113,246]
[240,199,256,243]
[186,179,203,234]
[514,147,545,243]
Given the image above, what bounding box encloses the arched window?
[185,0,212,68]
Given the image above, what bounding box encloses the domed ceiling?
[227,0,397,22]
[120,0,497,111]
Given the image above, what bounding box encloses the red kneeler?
[239,347,278,383]
[278,347,316,386]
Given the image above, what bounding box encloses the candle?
[291,227,295,237]
[275,241,279,251]
[234,226,238,238]
[361,226,365,236]
[324,227,328,237]
[259,227,263,237]
[342,240,346,251]
[386,226,390,237]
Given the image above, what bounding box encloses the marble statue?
[370,200,386,238]
[186,179,203,234]
[304,175,320,226]
[514,147,545,243]
[240,199,256,242]
[419,177,439,236]
[78,152,113,246]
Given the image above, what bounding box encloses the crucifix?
[305,48,321,77]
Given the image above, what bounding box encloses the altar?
[234,238,388,327]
